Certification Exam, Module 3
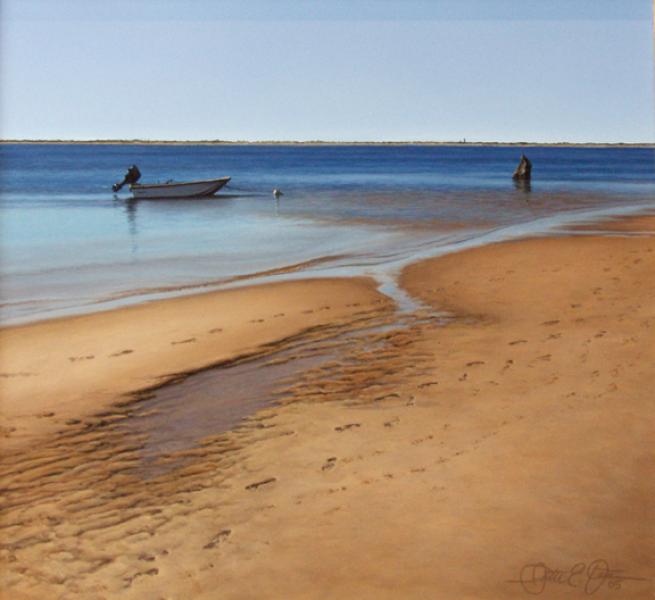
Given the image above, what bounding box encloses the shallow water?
[118,305,441,478]
[1,144,653,323]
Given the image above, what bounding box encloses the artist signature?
[506,559,649,595]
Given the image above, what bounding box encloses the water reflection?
[513,179,532,194]
[123,198,139,256]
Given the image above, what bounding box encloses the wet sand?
[1,216,653,599]
[0,277,390,450]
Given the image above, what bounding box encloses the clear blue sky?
[1,0,653,142]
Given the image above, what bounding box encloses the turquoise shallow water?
[1,144,653,324]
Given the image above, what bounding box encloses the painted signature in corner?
[506,559,649,595]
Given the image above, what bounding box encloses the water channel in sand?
[115,201,655,478]
[117,308,440,478]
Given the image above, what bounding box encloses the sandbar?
[0,216,653,599]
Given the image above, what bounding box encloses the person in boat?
[112,165,142,192]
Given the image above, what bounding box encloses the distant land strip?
[1,139,654,148]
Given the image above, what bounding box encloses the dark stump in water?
[512,153,532,180]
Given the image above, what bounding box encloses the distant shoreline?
[1,139,654,148]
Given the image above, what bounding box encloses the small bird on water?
[272,189,283,198]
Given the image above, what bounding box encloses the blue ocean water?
[1,144,653,323]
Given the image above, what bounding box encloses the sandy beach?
[0,277,390,449]
[1,215,654,599]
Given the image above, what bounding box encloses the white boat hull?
[130,177,231,199]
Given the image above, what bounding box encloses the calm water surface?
[1,144,653,323]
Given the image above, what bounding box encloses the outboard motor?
[112,165,141,192]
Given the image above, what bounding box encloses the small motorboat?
[113,166,230,199]
[130,177,231,199]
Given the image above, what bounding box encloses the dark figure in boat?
[512,153,532,180]
[112,165,142,192]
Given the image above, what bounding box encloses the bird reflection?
[273,188,283,215]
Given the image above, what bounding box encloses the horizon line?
[2,139,654,147]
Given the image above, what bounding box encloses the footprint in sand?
[68,355,94,362]
[411,435,434,445]
[466,360,485,367]
[459,373,468,381]
[209,328,223,334]
[509,340,527,346]
[110,349,133,357]
[301,309,314,314]
[203,529,231,550]
[171,338,196,345]
[138,553,156,562]
[335,423,361,432]
[384,417,400,428]
[541,320,560,326]
[249,319,265,324]
[321,457,337,471]
[273,313,285,318]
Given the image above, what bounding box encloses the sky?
[1,0,653,142]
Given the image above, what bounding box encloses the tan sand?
[1,217,653,599]
[0,277,390,450]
